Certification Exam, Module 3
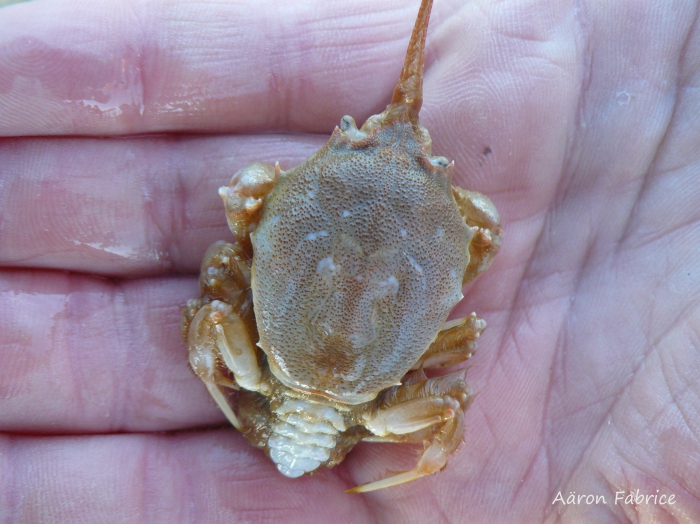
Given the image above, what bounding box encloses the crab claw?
[220,161,279,250]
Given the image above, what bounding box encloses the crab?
[181,0,502,493]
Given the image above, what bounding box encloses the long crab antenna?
[382,0,434,125]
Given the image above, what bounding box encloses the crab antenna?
[384,0,433,125]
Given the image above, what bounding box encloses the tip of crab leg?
[347,437,451,493]
[205,382,243,432]
[346,469,425,493]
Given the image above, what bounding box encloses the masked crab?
[182,0,502,492]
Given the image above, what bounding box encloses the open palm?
[1,1,699,522]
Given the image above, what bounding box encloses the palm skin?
[1,0,699,522]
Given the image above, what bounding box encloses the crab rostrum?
[182,0,502,493]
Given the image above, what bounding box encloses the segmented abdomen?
[268,398,347,477]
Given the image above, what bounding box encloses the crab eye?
[339,115,367,141]
[429,156,450,168]
[340,115,356,131]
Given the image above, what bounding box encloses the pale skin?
[0,0,699,522]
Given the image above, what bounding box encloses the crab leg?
[411,312,486,370]
[363,396,461,436]
[452,187,503,284]
[188,300,270,391]
[187,304,244,431]
[349,370,472,493]
[183,241,270,430]
[219,161,281,253]
[203,380,243,431]
[213,310,269,394]
[348,412,464,493]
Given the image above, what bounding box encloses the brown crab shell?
[250,121,472,404]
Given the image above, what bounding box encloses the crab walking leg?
[186,302,247,431]
[411,312,486,370]
[197,240,259,339]
[363,396,461,436]
[452,186,503,284]
[188,300,270,388]
[213,312,270,395]
[350,370,473,493]
[349,413,465,493]
[182,239,265,429]
[219,161,281,252]
[181,240,255,347]
[199,242,252,302]
[204,382,243,431]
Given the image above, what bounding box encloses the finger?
[0,134,324,276]
[0,0,417,137]
[0,430,374,524]
[0,269,224,433]
[0,0,583,292]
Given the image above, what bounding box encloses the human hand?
[1,0,698,522]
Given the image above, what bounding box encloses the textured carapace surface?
[251,125,471,403]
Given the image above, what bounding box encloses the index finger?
[0,0,413,136]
